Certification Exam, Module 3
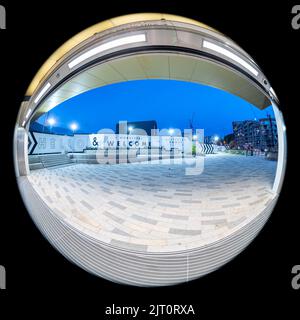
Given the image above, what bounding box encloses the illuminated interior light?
[203,40,259,76]
[270,87,275,95]
[269,87,278,100]
[34,82,51,104]
[25,108,32,119]
[68,34,147,69]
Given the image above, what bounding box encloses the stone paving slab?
[28,153,277,252]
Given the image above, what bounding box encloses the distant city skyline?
[35,79,274,137]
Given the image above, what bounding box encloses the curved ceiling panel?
[26,13,221,97]
[32,52,270,121]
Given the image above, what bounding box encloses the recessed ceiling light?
[68,34,147,69]
[34,82,51,104]
[203,40,259,76]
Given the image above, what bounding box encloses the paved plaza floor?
[28,153,277,253]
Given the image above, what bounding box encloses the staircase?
[29,153,74,170]
[28,155,43,170]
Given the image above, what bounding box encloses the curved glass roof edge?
[20,20,279,127]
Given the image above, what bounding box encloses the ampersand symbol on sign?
[92,137,98,147]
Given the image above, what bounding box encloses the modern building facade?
[232,116,278,151]
[259,117,278,151]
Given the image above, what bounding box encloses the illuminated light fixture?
[214,135,219,142]
[68,34,147,69]
[269,87,278,100]
[283,125,286,132]
[25,108,32,119]
[47,117,56,126]
[128,126,133,132]
[34,82,51,104]
[269,87,275,96]
[203,40,259,76]
[168,128,174,135]
[22,120,26,127]
[193,135,198,140]
[70,123,78,131]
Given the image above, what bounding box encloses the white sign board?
[28,132,207,155]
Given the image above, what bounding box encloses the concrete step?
[28,154,74,168]
[29,163,44,170]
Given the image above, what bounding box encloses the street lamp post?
[47,117,56,134]
[168,128,174,135]
[70,123,78,135]
[214,135,219,144]
[70,123,78,153]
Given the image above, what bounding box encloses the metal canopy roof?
[18,13,278,127]
[25,13,220,97]
[32,52,270,121]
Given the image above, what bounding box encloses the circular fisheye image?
[14,13,286,286]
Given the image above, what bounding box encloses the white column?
[271,101,287,194]
[14,126,30,177]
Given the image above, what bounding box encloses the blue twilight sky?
[36,79,274,137]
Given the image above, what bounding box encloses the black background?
[0,0,299,314]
